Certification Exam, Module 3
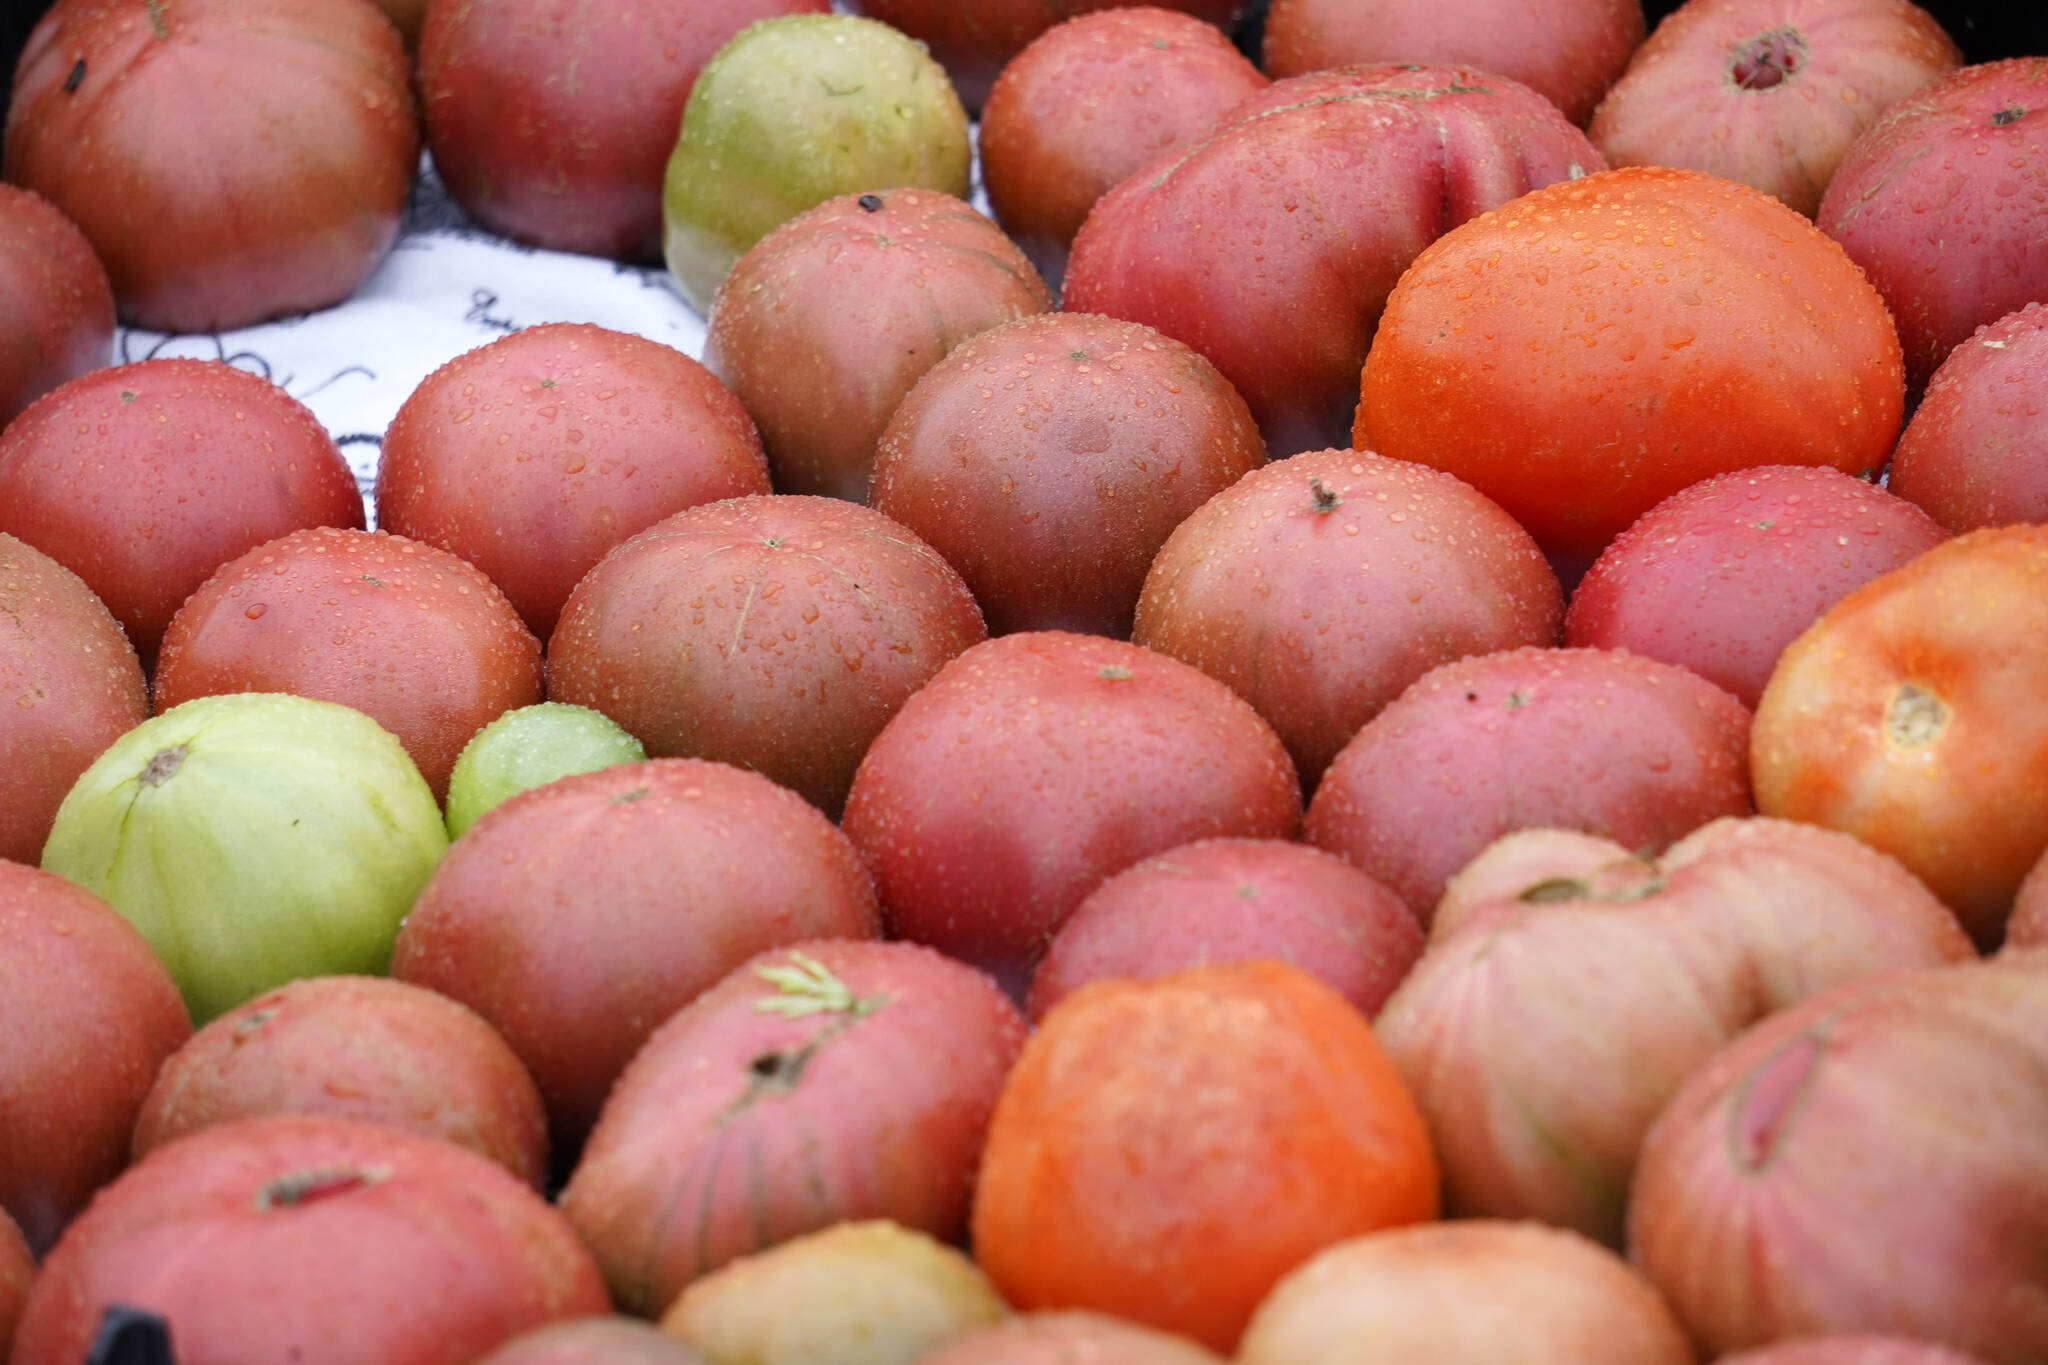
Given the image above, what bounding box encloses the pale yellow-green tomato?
[662,13,971,314]
[443,701,646,840]
[660,1220,1008,1365]
[41,693,447,1024]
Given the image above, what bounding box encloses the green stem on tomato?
[145,0,170,41]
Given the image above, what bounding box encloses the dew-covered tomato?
[1751,523,2048,944]
[377,322,770,639]
[3,0,418,332]
[0,532,145,865]
[842,632,1302,995]
[152,527,543,800]
[0,359,365,664]
[9,1115,609,1365]
[0,861,190,1256]
[0,183,112,428]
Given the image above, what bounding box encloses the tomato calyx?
[1309,478,1341,513]
[1886,682,1950,749]
[1728,28,1807,93]
[140,746,187,787]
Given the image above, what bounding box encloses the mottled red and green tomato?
[1588,0,1961,216]
[977,9,1268,284]
[443,702,647,840]
[9,1115,609,1365]
[1630,954,2048,1362]
[1306,646,1754,922]
[547,495,986,817]
[1751,524,2048,944]
[152,527,543,801]
[394,760,882,1152]
[377,323,770,639]
[0,862,190,1256]
[1064,64,1602,457]
[1376,817,1970,1245]
[871,312,1265,638]
[1237,1222,1693,1365]
[132,976,550,1190]
[561,941,1025,1314]
[1134,448,1563,787]
[41,693,448,1025]
[1888,301,2048,531]
[0,184,112,428]
[2,0,417,332]
[854,0,1245,112]
[916,1313,1226,1365]
[661,14,971,313]
[474,1318,709,1365]
[1027,838,1423,1022]
[1564,466,1949,708]
[1263,0,1644,124]
[0,533,145,865]
[0,359,364,664]
[704,188,1051,502]
[841,631,1301,995]
[420,0,826,259]
[1817,58,2048,387]
[658,1220,1008,1365]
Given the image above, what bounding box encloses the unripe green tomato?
[41,693,447,1023]
[444,702,647,840]
[662,14,971,313]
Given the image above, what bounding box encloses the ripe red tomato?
[3,0,418,332]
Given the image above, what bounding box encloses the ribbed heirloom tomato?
[1355,166,1905,573]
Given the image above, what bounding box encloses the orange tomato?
[1355,166,1904,570]
[1751,524,2048,945]
[970,959,1439,1353]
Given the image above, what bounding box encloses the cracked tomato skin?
[559,940,1027,1316]
[1751,524,2048,946]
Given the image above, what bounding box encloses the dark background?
[2,0,2043,151]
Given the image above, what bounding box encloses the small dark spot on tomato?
[1993,106,2028,127]
[120,390,138,402]
[65,59,86,92]
[858,193,884,212]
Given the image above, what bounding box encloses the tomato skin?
[0,861,191,1257]
[9,1114,610,1365]
[1816,58,2048,388]
[0,184,112,428]
[152,527,544,801]
[1751,524,2048,945]
[1308,645,1756,923]
[977,9,1267,282]
[419,0,827,260]
[1357,166,1905,569]
[1265,0,1646,125]
[377,322,771,641]
[1067,64,1602,458]
[3,0,418,333]
[1564,465,1949,709]
[0,359,365,665]
[1887,301,2048,532]
[842,631,1302,995]
[972,960,1439,1353]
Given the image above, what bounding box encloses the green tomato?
[41,693,447,1023]
[662,13,971,313]
[443,701,646,840]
